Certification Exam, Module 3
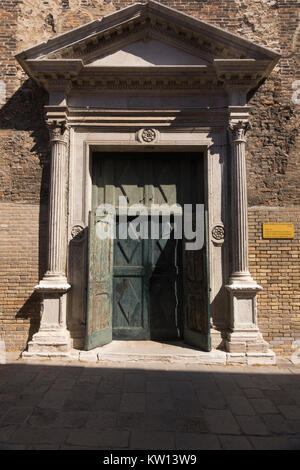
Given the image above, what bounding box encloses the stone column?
[23,121,72,358]
[225,120,275,364]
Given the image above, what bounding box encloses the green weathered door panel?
[113,217,149,339]
[85,210,113,350]
[184,210,211,351]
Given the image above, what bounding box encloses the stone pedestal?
[225,119,275,364]
[23,121,72,358]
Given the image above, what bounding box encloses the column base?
[226,350,276,365]
[22,276,72,358]
[225,330,270,354]
[225,277,275,361]
[22,328,73,358]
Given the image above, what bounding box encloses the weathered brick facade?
[0,0,299,355]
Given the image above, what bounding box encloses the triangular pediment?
[16,1,280,93]
[88,39,209,67]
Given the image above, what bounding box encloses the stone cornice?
[44,105,231,129]
[21,61,268,95]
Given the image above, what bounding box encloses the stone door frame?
[67,129,226,349]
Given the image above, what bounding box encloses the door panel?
[113,218,149,339]
[183,210,211,351]
[85,210,113,350]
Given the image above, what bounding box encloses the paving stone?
[175,415,209,433]
[38,390,69,410]
[234,376,257,389]
[284,389,300,406]
[146,381,170,394]
[236,415,269,436]
[14,392,48,408]
[8,426,69,445]
[191,377,219,392]
[219,435,252,450]
[130,430,175,450]
[197,390,227,410]
[278,405,300,420]
[243,388,265,399]
[146,393,174,412]
[120,393,146,413]
[69,383,98,400]
[97,379,124,394]
[0,443,27,450]
[21,383,50,396]
[0,425,18,442]
[249,436,300,450]
[28,408,60,426]
[268,374,299,386]
[146,412,176,432]
[175,432,221,450]
[67,428,129,448]
[249,398,278,414]
[63,399,94,412]
[93,394,121,412]
[264,390,296,405]
[58,411,90,428]
[124,374,146,393]
[287,420,300,434]
[249,377,281,391]
[86,411,117,428]
[170,381,195,399]
[225,395,256,416]
[0,407,33,425]
[0,393,20,404]
[26,444,60,450]
[204,409,241,435]
[174,397,203,417]
[215,378,244,397]
[50,378,77,391]
[262,414,295,435]
[116,412,146,429]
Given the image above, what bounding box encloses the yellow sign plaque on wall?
[263,223,294,239]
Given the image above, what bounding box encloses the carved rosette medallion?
[212,224,225,245]
[71,224,85,242]
[137,128,159,144]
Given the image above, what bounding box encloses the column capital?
[47,120,70,144]
[228,120,251,143]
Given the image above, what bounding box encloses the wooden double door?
[86,152,210,351]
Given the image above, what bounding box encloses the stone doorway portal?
[86,152,210,350]
[17,1,279,364]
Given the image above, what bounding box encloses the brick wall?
[0,202,48,351]
[0,0,299,354]
[249,207,300,356]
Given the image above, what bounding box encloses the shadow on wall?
[0,79,50,350]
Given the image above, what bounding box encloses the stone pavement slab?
[0,357,299,450]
